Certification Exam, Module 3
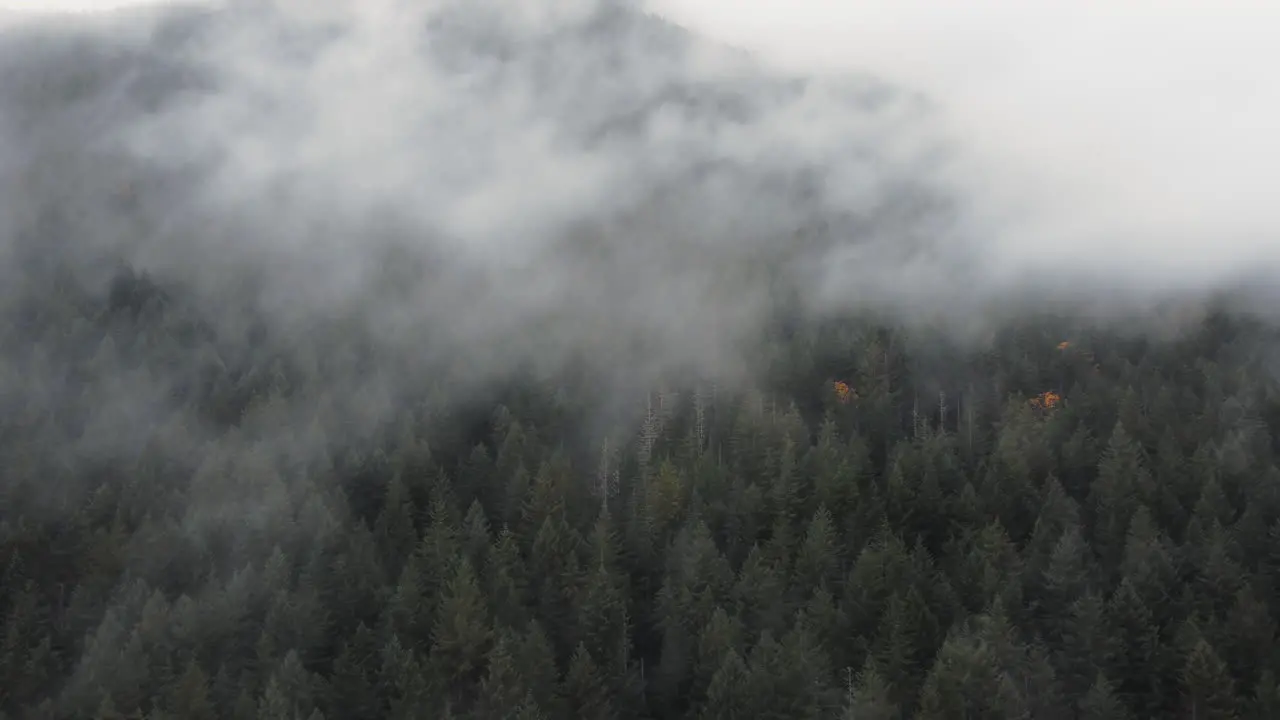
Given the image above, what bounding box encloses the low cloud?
[649,1,1280,300]
[2,0,1276,429]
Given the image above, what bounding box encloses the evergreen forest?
[4,263,1280,720]
[4,3,1280,720]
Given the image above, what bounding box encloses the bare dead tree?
[912,393,921,439]
[965,383,976,455]
[638,391,661,475]
[595,436,619,513]
[693,385,707,452]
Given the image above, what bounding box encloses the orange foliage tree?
[833,381,854,405]
[1029,391,1061,410]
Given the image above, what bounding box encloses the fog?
[3,3,1278,709]
[2,0,1278,414]
[650,1,1280,287]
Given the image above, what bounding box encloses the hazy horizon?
[6,0,1275,300]
[4,7,1280,715]
[2,0,1277,411]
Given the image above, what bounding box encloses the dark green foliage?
[4,260,1280,720]
[1182,638,1240,720]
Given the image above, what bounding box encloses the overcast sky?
[5,0,1278,300]
[0,0,171,11]
[645,1,1280,285]
[0,0,1276,472]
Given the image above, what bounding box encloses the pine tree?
[1057,592,1115,700]
[1193,525,1246,619]
[801,586,851,673]
[957,520,1024,614]
[324,524,387,632]
[573,558,629,680]
[460,444,498,521]
[327,623,381,720]
[1221,583,1275,688]
[915,623,1001,720]
[382,641,434,720]
[841,664,895,720]
[429,557,493,707]
[794,504,842,596]
[373,473,417,574]
[168,659,217,720]
[515,622,559,712]
[486,525,529,632]
[775,617,839,716]
[1181,639,1239,720]
[1107,579,1161,717]
[1078,673,1131,720]
[1247,669,1280,720]
[1089,422,1146,576]
[384,551,432,647]
[260,651,318,720]
[461,499,493,572]
[692,607,745,705]
[94,694,123,720]
[842,530,908,646]
[561,644,615,720]
[810,424,864,527]
[1038,523,1089,641]
[697,650,751,720]
[527,512,583,655]
[870,588,927,706]
[733,544,790,644]
[1118,505,1177,624]
[474,632,532,720]
[1022,642,1068,720]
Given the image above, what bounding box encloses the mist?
[650,1,1280,291]
[2,0,1278,463]
[5,3,1280,713]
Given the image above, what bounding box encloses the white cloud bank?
[3,0,1278,392]
[0,0,186,10]
[647,0,1280,291]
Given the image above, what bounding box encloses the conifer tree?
[1182,639,1239,720]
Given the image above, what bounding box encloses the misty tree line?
[4,265,1280,719]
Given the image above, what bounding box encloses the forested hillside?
[3,262,1280,720]
[5,3,1280,720]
